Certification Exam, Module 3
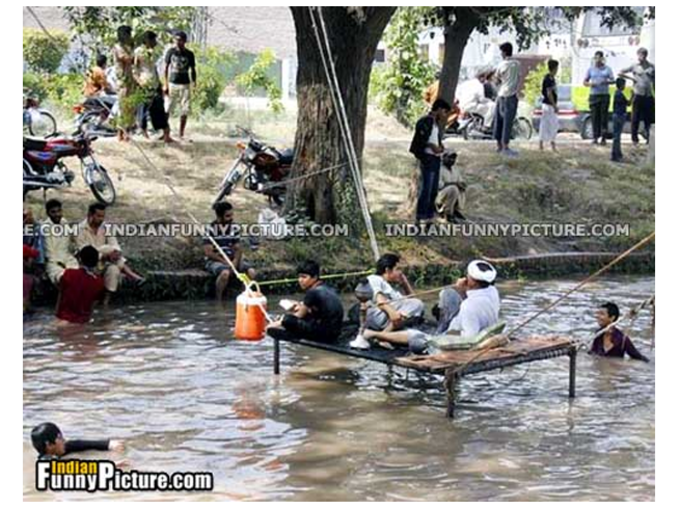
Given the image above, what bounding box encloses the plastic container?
[234,285,268,341]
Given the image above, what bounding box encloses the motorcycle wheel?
[86,163,116,205]
[27,109,57,138]
[580,116,594,140]
[512,117,534,140]
[462,115,484,141]
[77,111,100,136]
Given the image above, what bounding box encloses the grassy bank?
[25,106,655,295]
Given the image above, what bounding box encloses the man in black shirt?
[203,201,256,301]
[31,422,124,460]
[267,260,344,342]
[164,31,196,140]
[539,59,559,152]
[409,99,451,224]
[611,78,631,162]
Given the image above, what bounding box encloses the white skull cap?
[467,259,497,284]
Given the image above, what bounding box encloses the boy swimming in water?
[30,422,124,460]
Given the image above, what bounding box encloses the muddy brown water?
[23,276,654,501]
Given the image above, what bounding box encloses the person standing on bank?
[584,51,615,145]
[539,59,560,152]
[409,99,451,225]
[493,42,521,157]
[134,30,174,143]
[164,31,196,141]
[619,47,655,145]
[112,25,136,142]
[611,78,631,163]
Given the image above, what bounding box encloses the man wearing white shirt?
[363,260,501,353]
[43,199,78,286]
[493,42,521,156]
[364,254,425,333]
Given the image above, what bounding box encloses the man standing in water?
[589,302,649,362]
[55,245,105,324]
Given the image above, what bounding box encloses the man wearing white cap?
[441,260,500,336]
[362,260,501,353]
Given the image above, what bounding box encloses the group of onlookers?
[83,26,197,142]
[23,200,144,322]
[543,47,654,161]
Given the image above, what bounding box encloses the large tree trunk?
[287,7,395,225]
[437,9,480,105]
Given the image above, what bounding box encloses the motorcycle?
[23,94,57,138]
[23,133,116,205]
[213,127,293,206]
[461,103,534,141]
[73,95,118,138]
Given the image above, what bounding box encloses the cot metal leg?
[568,348,577,399]
[445,371,459,419]
[274,338,280,375]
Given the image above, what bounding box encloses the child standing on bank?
[612,78,631,162]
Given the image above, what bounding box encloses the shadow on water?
[23,276,654,501]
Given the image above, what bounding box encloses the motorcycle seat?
[84,96,116,110]
[23,137,48,151]
[278,148,294,165]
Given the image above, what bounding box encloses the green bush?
[23,28,70,74]
[23,72,49,102]
[235,49,284,114]
[44,74,84,110]
[522,61,548,107]
[193,46,237,113]
[369,7,437,128]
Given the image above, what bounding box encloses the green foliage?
[23,73,48,102]
[235,49,284,114]
[43,73,84,110]
[23,28,69,74]
[522,61,548,106]
[193,46,237,112]
[370,7,437,128]
[63,6,197,59]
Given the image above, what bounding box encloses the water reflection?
[23,276,654,501]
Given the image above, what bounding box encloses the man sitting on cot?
[350,253,424,349]
[589,302,649,362]
[362,260,501,354]
[266,260,344,342]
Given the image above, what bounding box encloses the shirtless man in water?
[589,302,649,362]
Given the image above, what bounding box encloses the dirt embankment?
[24,108,655,298]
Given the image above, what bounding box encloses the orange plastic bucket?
[234,284,267,341]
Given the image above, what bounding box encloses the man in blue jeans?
[493,42,521,156]
[584,51,615,145]
[409,99,451,224]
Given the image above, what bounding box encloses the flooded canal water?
[23,276,655,501]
